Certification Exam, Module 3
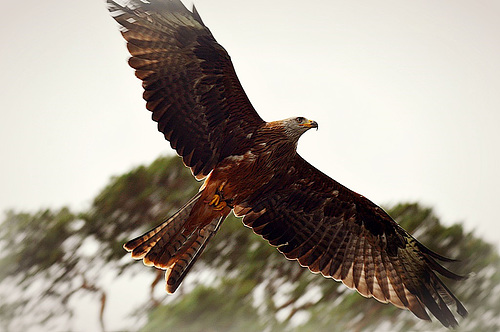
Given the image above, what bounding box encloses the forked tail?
[123,192,224,293]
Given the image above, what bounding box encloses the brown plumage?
[107,0,467,327]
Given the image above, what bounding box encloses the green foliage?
[82,156,198,263]
[0,208,76,280]
[0,208,83,330]
[143,280,272,332]
[0,155,499,331]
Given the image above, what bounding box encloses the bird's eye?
[296,117,305,123]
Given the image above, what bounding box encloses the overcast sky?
[1,0,499,250]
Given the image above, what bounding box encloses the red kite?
[108,0,467,327]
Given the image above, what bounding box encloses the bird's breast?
[206,147,280,204]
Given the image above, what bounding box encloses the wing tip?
[192,4,205,26]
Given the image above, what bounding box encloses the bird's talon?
[207,185,233,210]
[208,194,221,206]
[213,201,227,211]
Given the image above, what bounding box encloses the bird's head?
[280,116,318,142]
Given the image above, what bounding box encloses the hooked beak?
[301,119,318,130]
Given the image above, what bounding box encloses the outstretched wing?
[240,155,467,328]
[108,0,265,179]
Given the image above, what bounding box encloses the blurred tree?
[83,156,198,264]
[0,155,498,331]
[0,208,106,331]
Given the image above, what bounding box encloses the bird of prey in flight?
[107,0,467,327]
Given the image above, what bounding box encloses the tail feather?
[124,192,202,259]
[123,191,227,293]
[164,230,199,267]
[165,216,224,293]
[151,232,190,268]
[144,231,188,268]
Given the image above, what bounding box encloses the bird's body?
[125,117,318,292]
[107,0,467,327]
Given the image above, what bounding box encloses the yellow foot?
[208,194,221,207]
[213,201,227,211]
[206,183,233,211]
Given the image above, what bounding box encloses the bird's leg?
[207,183,224,207]
[208,192,221,207]
[207,183,233,210]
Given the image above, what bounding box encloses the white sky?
[1,1,499,246]
[1,0,499,330]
